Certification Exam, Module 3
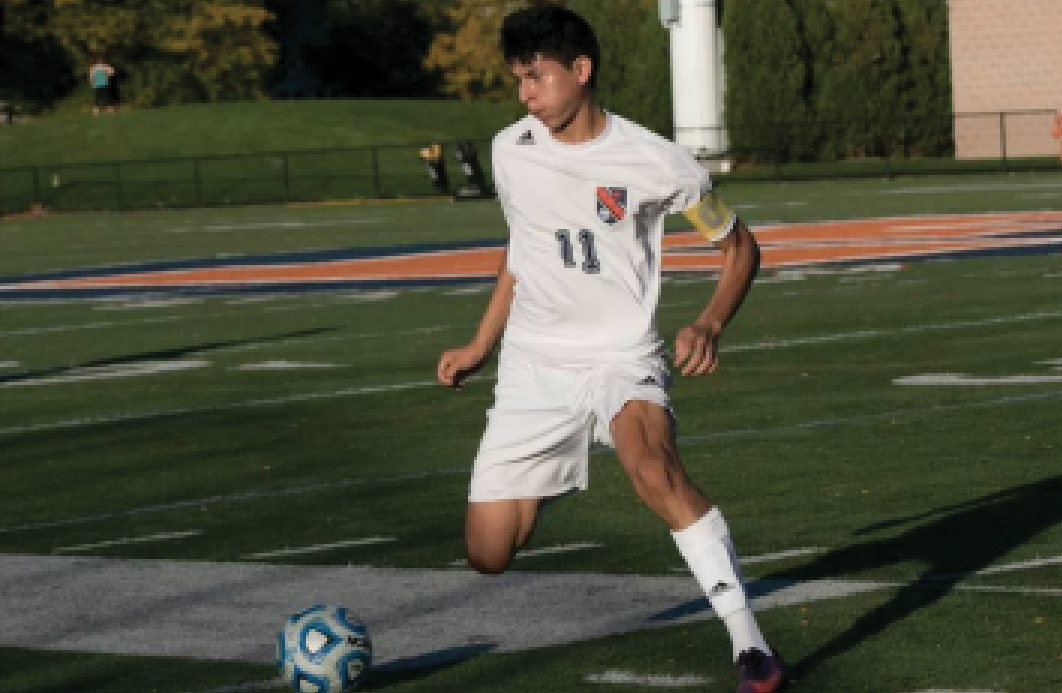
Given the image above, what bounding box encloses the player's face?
[510,54,591,135]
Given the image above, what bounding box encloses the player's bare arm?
[437,250,516,389]
[674,219,759,377]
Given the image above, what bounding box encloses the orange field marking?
[2,211,1060,295]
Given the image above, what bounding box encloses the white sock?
[672,507,771,661]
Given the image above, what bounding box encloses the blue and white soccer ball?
[278,604,372,692]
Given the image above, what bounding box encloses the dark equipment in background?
[419,143,449,194]
[452,141,494,200]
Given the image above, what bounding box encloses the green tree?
[723,0,809,162]
[894,0,952,156]
[2,0,277,109]
[816,0,907,158]
[306,0,442,97]
[425,0,538,101]
[568,0,672,137]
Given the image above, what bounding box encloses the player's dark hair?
[500,5,600,90]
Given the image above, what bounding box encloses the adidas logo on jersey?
[517,130,535,145]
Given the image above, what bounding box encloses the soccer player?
[436,7,787,692]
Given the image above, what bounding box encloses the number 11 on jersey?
[555,229,601,274]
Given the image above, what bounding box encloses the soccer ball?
[278,604,372,692]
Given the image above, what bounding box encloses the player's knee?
[465,545,512,575]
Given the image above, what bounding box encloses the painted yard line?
[671,547,827,573]
[884,181,1062,194]
[585,671,712,687]
[0,377,456,440]
[3,307,1059,440]
[181,680,283,693]
[449,542,602,567]
[234,361,341,371]
[740,547,827,565]
[169,218,378,233]
[0,470,465,536]
[515,542,603,560]
[0,359,209,389]
[1,554,1055,667]
[936,554,1062,578]
[244,537,396,561]
[896,373,1062,386]
[677,388,1062,447]
[0,315,181,338]
[54,530,202,554]
[722,308,1062,353]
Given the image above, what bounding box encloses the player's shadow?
[0,328,335,387]
[653,474,1062,676]
[362,644,496,689]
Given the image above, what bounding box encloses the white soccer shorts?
[468,345,671,502]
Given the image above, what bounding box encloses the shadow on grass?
[650,475,1062,679]
[364,644,496,689]
[774,474,1062,678]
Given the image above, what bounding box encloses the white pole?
[660,0,729,171]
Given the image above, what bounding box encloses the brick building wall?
[948,0,1062,159]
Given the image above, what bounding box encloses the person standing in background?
[89,56,116,115]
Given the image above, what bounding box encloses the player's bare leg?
[611,399,708,529]
[464,497,540,574]
[611,400,786,691]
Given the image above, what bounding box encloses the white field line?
[883,181,1062,194]
[167,219,378,233]
[3,308,1060,440]
[54,531,202,554]
[897,373,1062,386]
[0,315,181,337]
[0,376,476,440]
[0,360,209,388]
[585,671,712,687]
[741,547,827,565]
[722,308,1062,353]
[233,361,341,371]
[934,554,1062,579]
[181,680,283,693]
[96,298,205,310]
[516,542,602,559]
[670,547,827,573]
[674,388,1062,447]
[0,470,465,535]
[449,542,602,567]
[0,554,1056,668]
[244,537,395,561]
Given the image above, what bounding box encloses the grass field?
[0,100,524,167]
[0,173,1060,693]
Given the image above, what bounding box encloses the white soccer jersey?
[492,112,732,363]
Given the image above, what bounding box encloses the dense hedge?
[723,0,952,163]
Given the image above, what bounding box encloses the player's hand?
[437,343,489,389]
[673,324,720,377]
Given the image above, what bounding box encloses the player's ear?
[573,56,593,86]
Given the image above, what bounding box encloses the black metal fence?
[2,110,1060,216]
[0,140,496,216]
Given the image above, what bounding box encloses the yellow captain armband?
[684,191,737,243]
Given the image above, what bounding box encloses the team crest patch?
[596,187,627,225]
